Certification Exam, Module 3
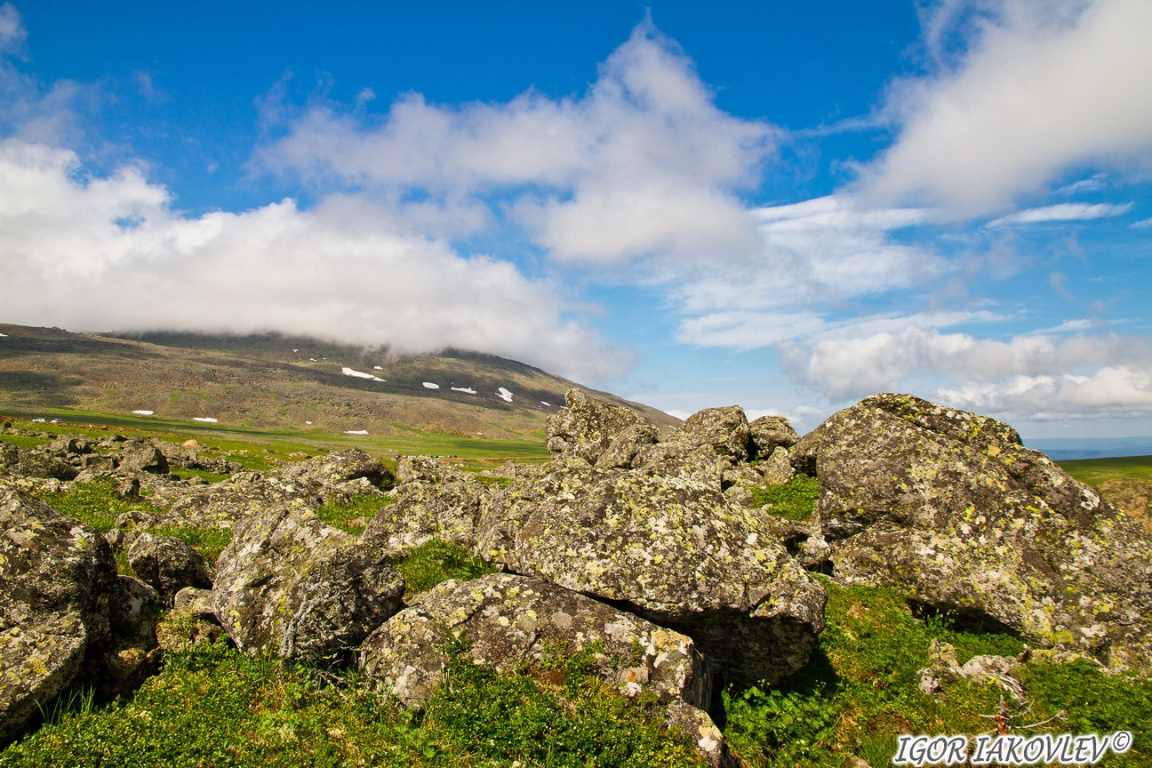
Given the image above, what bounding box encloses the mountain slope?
[0,324,677,440]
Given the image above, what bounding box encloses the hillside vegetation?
[0,323,675,444]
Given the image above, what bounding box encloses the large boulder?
[476,464,826,686]
[277,448,393,492]
[799,393,1152,673]
[361,573,711,709]
[127,533,212,602]
[748,415,799,458]
[0,486,117,742]
[363,479,489,557]
[211,506,405,663]
[117,439,169,475]
[360,573,728,765]
[546,389,653,466]
[632,406,753,491]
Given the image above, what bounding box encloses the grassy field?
[1058,454,1152,486]
[0,406,549,471]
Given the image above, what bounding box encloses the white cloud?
[860,0,1152,212]
[0,3,25,55]
[254,20,777,266]
[796,323,1152,408]
[938,366,1152,420]
[1131,217,1152,229]
[0,138,629,383]
[986,202,1133,227]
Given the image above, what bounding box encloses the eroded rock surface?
[127,533,212,602]
[476,463,826,685]
[363,480,488,557]
[0,485,116,742]
[212,505,405,663]
[546,388,654,466]
[800,393,1152,672]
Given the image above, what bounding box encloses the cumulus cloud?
[0,3,25,55]
[938,366,1152,420]
[796,323,1152,402]
[859,0,1152,212]
[0,138,629,382]
[254,20,776,266]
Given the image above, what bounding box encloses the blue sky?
[1,1,1150,439]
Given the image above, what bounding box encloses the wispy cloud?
[986,202,1133,227]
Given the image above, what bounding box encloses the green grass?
[1058,455,1152,486]
[0,432,50,450]
[316,495,391,533]
[394,539,499,599]
[750,475,820,521]
[0,635,704,767]
[1,408,549,466]
[721,580,1152,767]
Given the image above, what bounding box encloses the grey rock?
[546,388,653,465]
[127,533,212,602]
[363,479,487,557]
[476,464,826,685]
[749,415,800,458]
[801,393,1152,674]
[0,485,116,742]
[361,573,712,710]
[212,506,405,663]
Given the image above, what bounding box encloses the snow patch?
[422,382,440,389]
[0,333,7,337]
[496,387,513,403]
[192,417,218,423]
[132,410,155,416]
[32,418,45,423]
[373,366,383,370]
[345,429,368,435]
[342,366,385,382]
[451,387,477,394]
[540,401,551,407]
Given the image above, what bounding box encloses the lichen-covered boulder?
[361,573,711,709]
[476,465,826,685]
[677,406,753,462]
[212,506,405,663]
[278,448,393,491]
[631,406,753,491]
[127,533,212,602]
[394,455,466,485]
[0,486,116,742]
[546,388,652,465]
[363,480,488,557]
[748,415,799,457]
[800,393,1152,673]
[117,439,169,475]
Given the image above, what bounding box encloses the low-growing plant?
[32,479,163,533]
[749,474,819,520]
[316,494,391,533]
[394,538,498,598]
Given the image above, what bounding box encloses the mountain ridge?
[0,323,678,441]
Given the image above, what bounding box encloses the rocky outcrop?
[546,388,654,466]
[799,393,1152,672]
[748,415,799,458]
[277,448,393,498]
[212,506,405,663]
[361,573,711,708]
[0,485,117,742]
[363,480,489,557]
[126,533,212,602]
[360,573,731,767]
[476,462,826,686]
